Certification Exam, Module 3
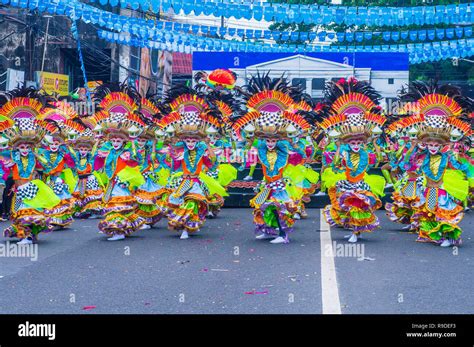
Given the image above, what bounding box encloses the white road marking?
[320,209,342,314]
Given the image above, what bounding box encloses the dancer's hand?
[4,160,14,168]
[120,152,131,161]
[97,150,108,158]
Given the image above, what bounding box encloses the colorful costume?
[231,73,315,244]
[399,82,473,247]
[385,115,426,230]
[159,86,228,239]
[90,84,146,240]
[36,102,81,228]
[320,78,386,243]
[194,68,239,217]
[0,92,60,243]
[132,131,168,227]
[67,122,104,219]
[283,135,320,219]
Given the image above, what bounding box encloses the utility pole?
[24,11,37,82]
[40,14,52,72]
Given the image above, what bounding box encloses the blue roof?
[193,52,409,71]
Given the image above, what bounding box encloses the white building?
[193,52,410,111]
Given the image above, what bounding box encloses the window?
[311,78,325,91]
[292,78,306,89]
[388,78,394,85]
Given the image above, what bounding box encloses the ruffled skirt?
[135,174,167,225]
[167,178,209,233]
[413,187,464,244]
[72,174,103,218]
[385,177,424,225]
[44,177,74,228]
[98,180,145,236]
[4,180,60,240]
[250,179,298,235]
[323,179,382,234]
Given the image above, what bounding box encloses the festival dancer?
[37,102,82,229]
[159,85,228,239]
[231,73,314,244]
[90,83,147,240]
[321,78,386,243]
[399,81,473,247]
[202,123,235,218]
[132,125,168,229]
[283,127,320,220]
[66,121,104,219]
[384,114,426,231]
[0,90,60,244]
[194,69,240,218]
[128,94,169,228]
[451,138,474,211]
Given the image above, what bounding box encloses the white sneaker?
[440,239,452,247]
[270,236,288,244]
[207,211,215,218]
[402,225,411,230]
[293,213,301,220]
[315,191,326,196]
[17,238,33,245]
[180,231,189,239]
[107,234,125,241]
[348,233,358,243]
[139,224,151,230]
[255,233,274,240]
[243,175,253,181]
[386,183,394,188]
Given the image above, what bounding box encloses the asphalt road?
[0,208,472,314]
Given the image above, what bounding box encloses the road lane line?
[319,209,342,314]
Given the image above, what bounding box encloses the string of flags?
[4,0,473,65]
[90,0,473,26]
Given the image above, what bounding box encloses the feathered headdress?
[385,114,425,138]
[193,69,244,137]
[232,72,312,140]
[65,118,95,148]
[139,97,161,121]
[159,84,213,139]
[90,111,146,140]
[0,118,50,147]
[38,101,82,143]
[400,80,473,143]
[93,82,141,112]
[320,77,385,142]
[0,88,50,147]
[89,82,146,140]
[136,97,162,139]
[0,97,43,121]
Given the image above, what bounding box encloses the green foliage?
[410,58,474,81]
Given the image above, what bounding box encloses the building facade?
[193,52,409,110]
